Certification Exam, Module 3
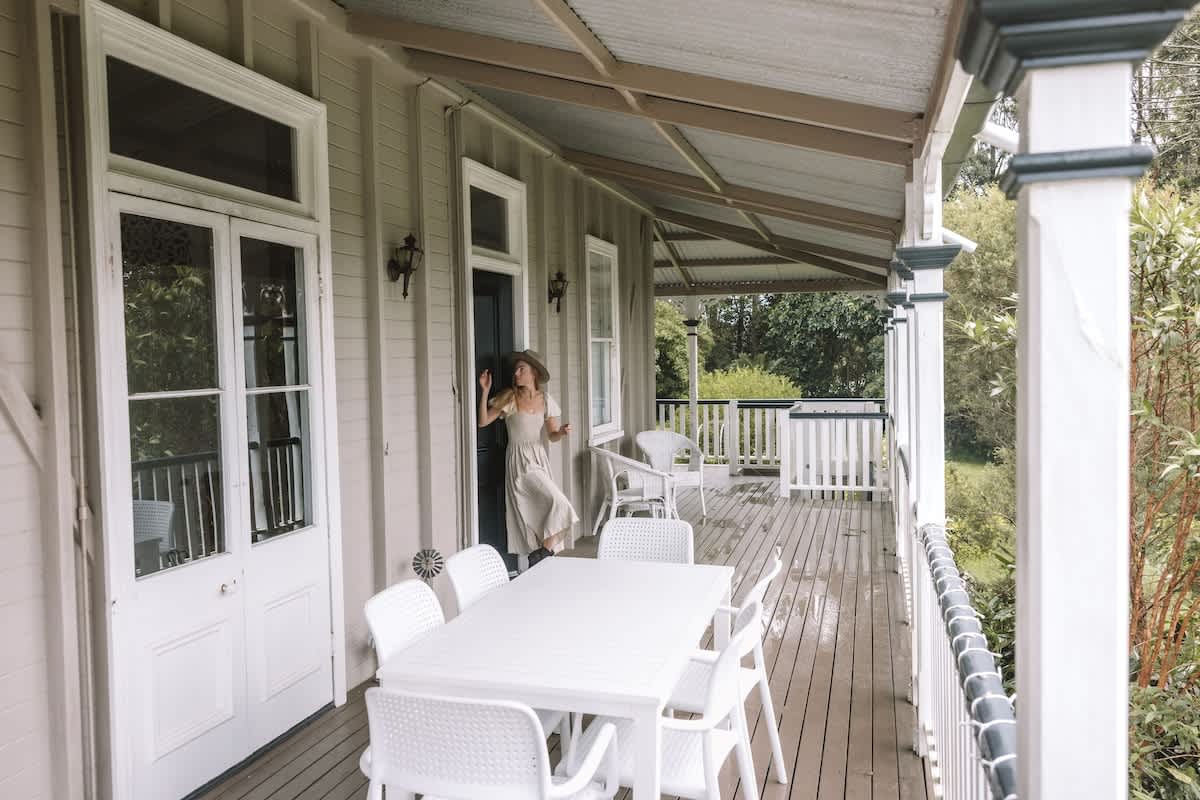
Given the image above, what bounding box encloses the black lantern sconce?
[547,270,568,313]
[387,233,424,298]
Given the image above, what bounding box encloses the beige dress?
[495,392,579,556]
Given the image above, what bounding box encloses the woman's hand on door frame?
[479,368,492,393]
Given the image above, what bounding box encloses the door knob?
[220,579,238,595]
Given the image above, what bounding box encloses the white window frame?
[81,6,344,800]
[459,158,529,548]
[584,235,622,445]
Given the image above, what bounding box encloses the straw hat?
[509,349,551,384]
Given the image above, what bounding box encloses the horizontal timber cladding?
[12,16,657,800]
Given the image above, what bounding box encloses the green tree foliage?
[1130,685,1200,800]
[757,293,884,397]
[1135,9,1200,193]
[952,97,1016,196]
[1128,187,1200,690]
[698,365,800,400]
[654,300,712,398]
[702,295,770,372]
[942,187,1018,455]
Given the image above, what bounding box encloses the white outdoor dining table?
[377,555,734,799]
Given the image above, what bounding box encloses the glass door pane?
[239,236,312,542]
[120,212,227,576]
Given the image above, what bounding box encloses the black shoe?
[528,547,553,566]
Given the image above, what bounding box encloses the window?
[469,185,509,254]
[586,236,621,443]
[106,57,298,201]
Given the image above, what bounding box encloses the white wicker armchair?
[588,446,677,538]
[636,430,706,517]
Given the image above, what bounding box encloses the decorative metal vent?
[412,548,445,582]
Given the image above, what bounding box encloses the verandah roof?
[341,0,986,297]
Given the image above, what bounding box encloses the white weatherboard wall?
[0,1,56,798]
[4,1,656,797]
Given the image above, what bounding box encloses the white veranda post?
[954,3,1190,798]
[1010,63,1140,800]
[684,297,701,453]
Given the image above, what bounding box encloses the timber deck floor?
[194,481,926,800]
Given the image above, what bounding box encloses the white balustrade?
[777,401,887,498]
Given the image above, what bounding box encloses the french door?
[108,194,333,799]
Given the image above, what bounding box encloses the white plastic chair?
[596,517,694,564]
[636,430,707,517]
[361,579,573,778]
[588,447,677,538]
[364,579,445,666]
[361,688,619,800]
[132,498,175,564]
[665,545,788,785]
[567,600,763,800]
[445,543,510,613]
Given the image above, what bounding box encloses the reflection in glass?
[470,186,508,253]
[589,251,613,338]
[247,391,310,542]
[242,238,305,388]
[591,341,611,426]
[106,57,297,201]
[121,214,218,394]
[129,396,224,577]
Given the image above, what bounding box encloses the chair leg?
[561,714,576,772]
[367,779,384,800]
[733,706,760,800]
[757,672,789,784]
[699,486,707,517]
[592,499,609,538]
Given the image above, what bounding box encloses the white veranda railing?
[655,398,885,476]
[894,500,1017,798]
[777,401,888,498]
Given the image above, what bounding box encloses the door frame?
[79,4,344,799]
[457,158,529,550]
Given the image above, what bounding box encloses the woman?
[478,350,579,566]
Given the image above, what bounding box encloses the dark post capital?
[957,1,1195,96]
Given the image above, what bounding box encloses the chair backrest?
[445,544,510,612]
[700,598,763,724]
[636,429,695,472]
[364,687,552,800]
[590,445,671,499]
[744,544,784,610]
[364,579,445,666]
[597,517,694,564]
[132,499,175,549]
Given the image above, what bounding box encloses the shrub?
[1130,684,1200,800]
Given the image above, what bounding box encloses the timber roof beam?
[563,148,900,239]
[653,207,891,274]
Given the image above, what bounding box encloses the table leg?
[715,581,732,649]
[631,705,662,799]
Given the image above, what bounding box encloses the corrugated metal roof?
[760,214,894,260]
[677,127,906,219]
[470,87,697,174]
[568,0,951,113]
[672,240,767,262]
[343,0,576,51]
[634,189,753,228]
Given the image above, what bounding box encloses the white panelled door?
[110,196,333,800]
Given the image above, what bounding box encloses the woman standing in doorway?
[478,350,579,566]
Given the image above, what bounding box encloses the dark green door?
[473,270,516,573]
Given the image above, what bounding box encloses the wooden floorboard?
[195,481,924,800]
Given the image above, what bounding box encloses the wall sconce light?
[547,271,568,313]
[387,233,424,298]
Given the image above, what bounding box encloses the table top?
[377,557,733,711]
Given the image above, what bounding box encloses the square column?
[957,3,1190,797]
